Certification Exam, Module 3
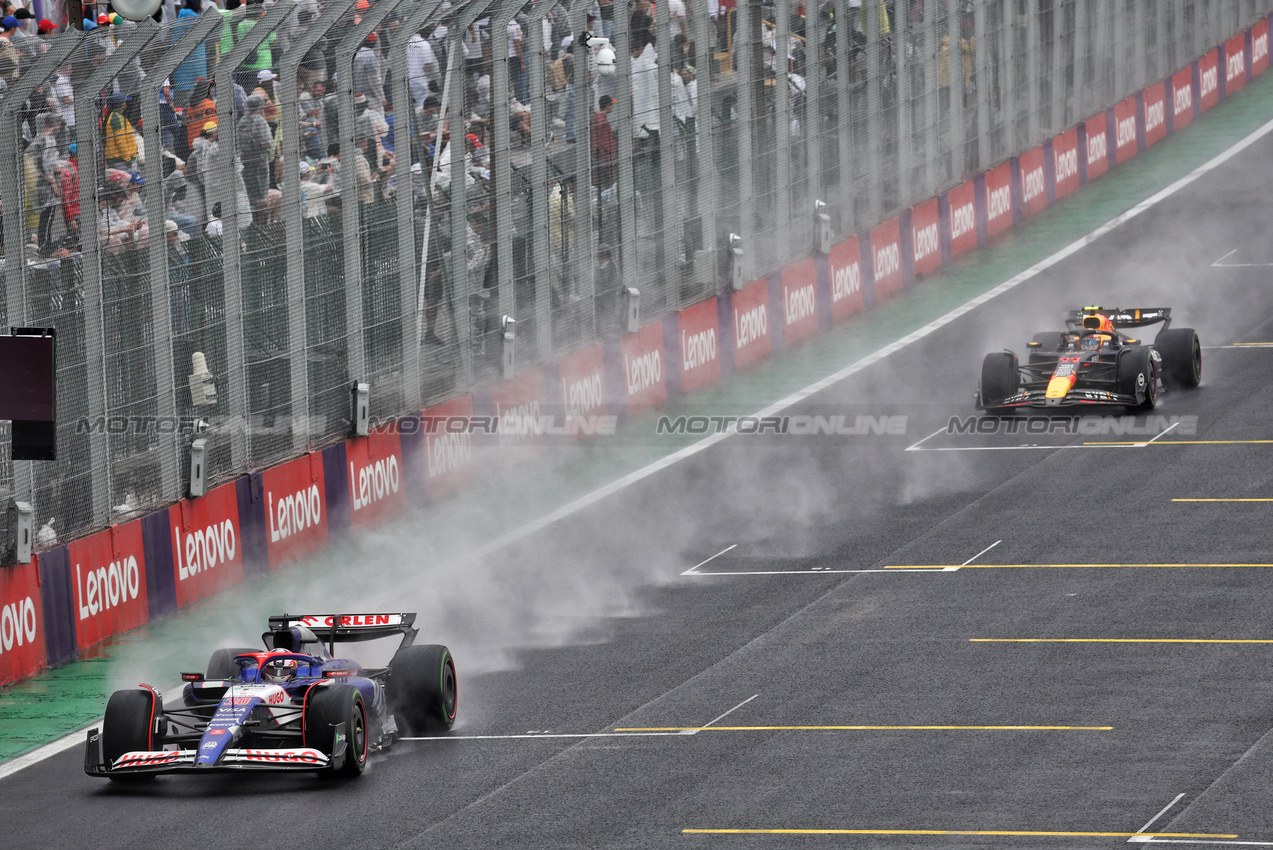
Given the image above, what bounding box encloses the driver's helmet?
[261,656,300,684]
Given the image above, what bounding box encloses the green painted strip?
[5,71,1273,767]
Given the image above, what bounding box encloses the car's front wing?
[84,728,345,777]
[978,386,1139,410]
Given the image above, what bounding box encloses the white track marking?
[1130,794,1187,841]
[688,695,760,736]
[687,567,948,576]
[682,544,739,576]
[1132,421,1180,448]
[1210,248,1273,268]
[402,731,688,741]
[1129,840,1273,846]
[0,721,100,782]
[953,540,1002,571]
[905,426,948,452]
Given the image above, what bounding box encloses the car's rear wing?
[268,613,418,654]
[1065,307,1172,331]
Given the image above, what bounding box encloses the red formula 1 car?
[976,307,1202,413]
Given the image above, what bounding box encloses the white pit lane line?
[1129,794,1187,842]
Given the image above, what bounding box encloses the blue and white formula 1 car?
[84,613,457,781]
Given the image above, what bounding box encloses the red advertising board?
[1113,96,1138,164]
[620,321,668,412]
[261,452,328,570]
[1052,128,1080,199]
[1253,20,1269,77]
[70,520,149,650]
[677,299,722,393]
[910,198,941,278]
[1084,111,1110,180]
[422,394,478,502]
[1018,146,1047,218]
[346,428,406,528]
[781,259,819,344]
[870,216,903,300]
[1171,66,1195,130]
[731,278,772,369]
[947,179,977,257]
[1142,82,1167,148]
[557,343,607,423]
[492,366,547,459]
[1225,33,1247,94]
[1199,49,1220,111]
[169,482,244,610]
[984,163,1013,238]
[0,560,45,686]
[827,236,864,322]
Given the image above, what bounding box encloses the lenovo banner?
[491,367,548,459]
[1225,33,1248,95]
[620,321,668,413]
[677,299,723,393]
[827,236,864,322]
[1253,20,1269,76]
[345,429,406,529]
[946,179,978,257]
[261,453,328,570]
[0,560,45,686]
[1084,111,1111,180]
[870,217,903,301]
[1052,128,1080,199]
[781,259,820,344]
[169,482,245,610]
[984,163,1013,238]
[1199,49,1220,111]
[1018,146,1047,218]
[730,278,772,370]
[69,521,149,650]
[557,343,609,424]
[1113,96,1138,163]
[1171,66,1195,130]
[910,198,941,278]
[421,394,478,502]
[1142,82,1167,148]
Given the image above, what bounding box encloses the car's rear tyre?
[1118,348,1158,411]
[205,647,258,680]
[102,689,161,782]
[1155,328,1202,388]
[980,352,1019,411]
[304,684,367,778]
[387,644,458,735]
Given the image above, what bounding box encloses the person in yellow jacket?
[858,0,890,35]
[938,33,975,89]
[102,93,138,169]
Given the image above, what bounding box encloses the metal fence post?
[335,2,402,409]
[389,0,445,412]
[734,0,755,276]
[491,0,520,371]
[568,0,598,344]
[774,0,793,267]
[217,0,291,471]
[77,21,160,526]
[655,0,678,306]
[279,0,355,450]
[974,0,993,169]
[691,0,717,288]
[895,0,912,207]
[527,1,554,354]
[835,0,854,234]
[864,0,882,218]
[141,9,222,504]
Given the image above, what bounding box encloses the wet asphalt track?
[6,125,1273,850]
